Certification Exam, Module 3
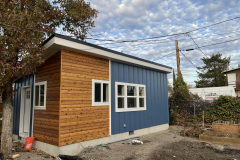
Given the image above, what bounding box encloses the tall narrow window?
[34,81,47,109]
[115,82,146,112]
[92,79,110,106]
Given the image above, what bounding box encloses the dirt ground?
[79,126,240,160]
[10,126,240,160]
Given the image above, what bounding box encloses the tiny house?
[13,34,172,156]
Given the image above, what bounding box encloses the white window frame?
[34,81,47,110]
[92,79,110,106]
[115,82,147,112]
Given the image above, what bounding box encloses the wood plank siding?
[59,50,109,146]
[34,52,61,146]
[33,50,109,146]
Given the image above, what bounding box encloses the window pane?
[95,83,101,102]
[26,90,30,99]
[118,97,124,108]
[127,98,137,108]
[127,86,136,96]
[35,85,39,106]
[118,85,124,96]
[103,83,109,102]
[139,87,145,96]
[40,85,45,106]
[139,98,145,107]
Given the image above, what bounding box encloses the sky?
[68,0,240,86]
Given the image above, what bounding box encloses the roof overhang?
[223,67,240,74]
[43,34,172,73]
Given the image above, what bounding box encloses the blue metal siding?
[13,74,34,136]
[111,61,169,135]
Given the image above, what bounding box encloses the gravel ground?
[8,126,240,160]
[78,126,240,160]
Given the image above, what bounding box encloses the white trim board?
[109,60,112,136]
[43,36,172,73]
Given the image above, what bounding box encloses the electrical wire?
[180,50,198,68]
[180,29,240,42]
[86,16,240,43]
[187,33,208,57]
[153,52,175,61]
[185,37,240,50]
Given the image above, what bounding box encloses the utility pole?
[175,40,180,76]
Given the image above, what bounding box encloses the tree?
[0,0,97,156]
[169,70,191,124]
[195,53,230,88]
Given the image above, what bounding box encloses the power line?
[154,36,240,64]
[180,50,198,68]
[184,37,240,50]
[181,29,240,42]
[86,16,240,43]
[1,15,240,45]
[187,33,208,57]
[154,52,175,61]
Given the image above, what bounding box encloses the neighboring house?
[13,34,172,156]
[189,86,236,101]
[223,67,240,97]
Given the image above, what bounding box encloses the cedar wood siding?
[34,52,61,146]
[59,50,109,146]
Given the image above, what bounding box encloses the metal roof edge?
[43,33,172,72]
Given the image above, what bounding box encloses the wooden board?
[59,50,109,146]
[33,52,61,146]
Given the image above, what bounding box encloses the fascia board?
[44,37,172,73]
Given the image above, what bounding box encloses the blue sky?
[66,0,240,86]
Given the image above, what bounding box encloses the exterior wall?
[111,61,169,135]
[227,69,240,97]
[13,75,34,136]
[235,70,240,92]
[34,52,61,146]
[59,50,109,146]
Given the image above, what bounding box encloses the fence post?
[202,111,205,128]
[194,103,196,116]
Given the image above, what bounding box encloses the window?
[34,81,47,109]
[115,82,146,112]
[92,79,109,106]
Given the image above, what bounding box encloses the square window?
[35,85,39,106]
[127,86,137,96]
[118,85,124,96]
[139,87,145,96]
[139,98,145,107]
[118,97,124,108]
[95,83,101,102]
[116,82,146,112]
[34,81,47,109]
[92,80,110,106]
[127,97,137,108]
[103,83,109,102]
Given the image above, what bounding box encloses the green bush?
[212,96,240,121]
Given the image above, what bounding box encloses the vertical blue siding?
[111,61,169,135]
[13,74,34,136]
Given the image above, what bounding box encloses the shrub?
[212,96,240,122]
